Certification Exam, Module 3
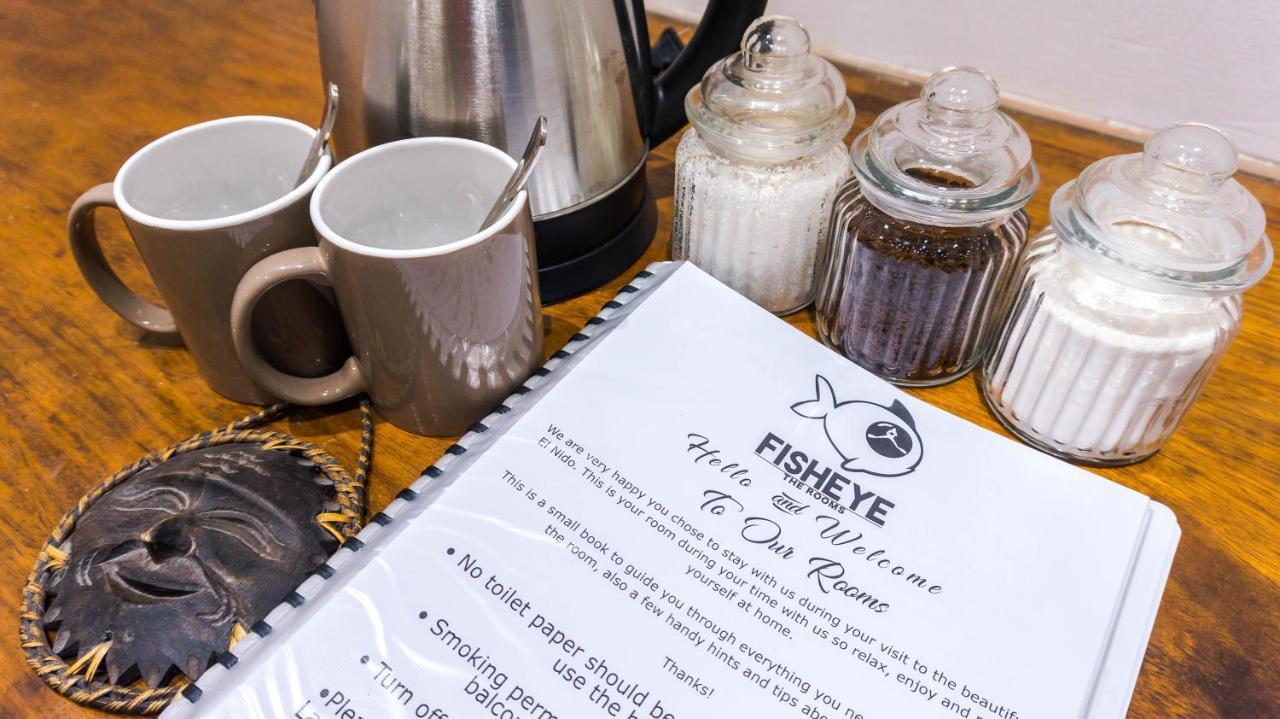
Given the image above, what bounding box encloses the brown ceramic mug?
[230,137,543,436]
[68,116,350,404]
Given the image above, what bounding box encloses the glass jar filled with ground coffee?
[815,67,1037,385]
[982,124,1272,465]
[673,16,854,315]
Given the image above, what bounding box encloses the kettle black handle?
[637,0,768,146]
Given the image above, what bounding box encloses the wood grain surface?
[1,1,1276,716]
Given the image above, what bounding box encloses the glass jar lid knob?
[921,66,1001,130]
[1141,123,1237,193]
[742,16,811,73]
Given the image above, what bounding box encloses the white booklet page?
[166,262,1176,719]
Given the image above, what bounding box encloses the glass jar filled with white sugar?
[672,16,854,314]
[982,123,1272,465]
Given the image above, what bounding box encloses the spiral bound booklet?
[164,261,1179,719]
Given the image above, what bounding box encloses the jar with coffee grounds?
[815,67,1037,385]
[982,124,1272,465]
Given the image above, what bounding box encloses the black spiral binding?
[179,265,665,707]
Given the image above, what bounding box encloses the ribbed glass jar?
[982,230,1241,464]
[817,174,1028,384]
[815,67,1037,386]
[982,123,1271,465]
[671,16,855,315]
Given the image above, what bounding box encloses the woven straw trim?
[19,401,372,714]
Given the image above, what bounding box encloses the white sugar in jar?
[983,124,1271,465]
[984,234,1241,460]
[674,134,849,313]
[672,16,854,315]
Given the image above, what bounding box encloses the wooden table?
[1,1,1276,716]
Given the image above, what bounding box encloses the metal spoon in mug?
[477,115,549,232]
[295,82,341,187]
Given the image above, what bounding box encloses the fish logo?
[790,374,923,478]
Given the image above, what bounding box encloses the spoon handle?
[295,83,341,187]
[478,115,549,232]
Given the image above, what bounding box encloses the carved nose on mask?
[141,515,194,561]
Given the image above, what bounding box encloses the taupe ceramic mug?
[68,116,350,404]
[231,137,543,436]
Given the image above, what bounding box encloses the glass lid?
[852,66,1038,226]
[1051,123,1272,294]
[685,16,854,162]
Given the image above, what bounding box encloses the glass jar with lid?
[673,16,854,315]
[815,67,1038,385]
[982,123,1272,465]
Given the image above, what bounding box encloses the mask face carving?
[43,443,339,687]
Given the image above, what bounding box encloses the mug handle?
[67,183,180,336]
[231,247,366,405]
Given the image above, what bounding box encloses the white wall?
[653,0,1280,173]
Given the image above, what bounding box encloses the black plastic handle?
[637,0,768,146]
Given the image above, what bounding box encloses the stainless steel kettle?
[314,0,767,301]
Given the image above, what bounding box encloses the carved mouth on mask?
[105,564,202,602]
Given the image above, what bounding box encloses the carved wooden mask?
[42,443,339,687]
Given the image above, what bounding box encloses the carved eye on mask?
[42,443,341,687]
